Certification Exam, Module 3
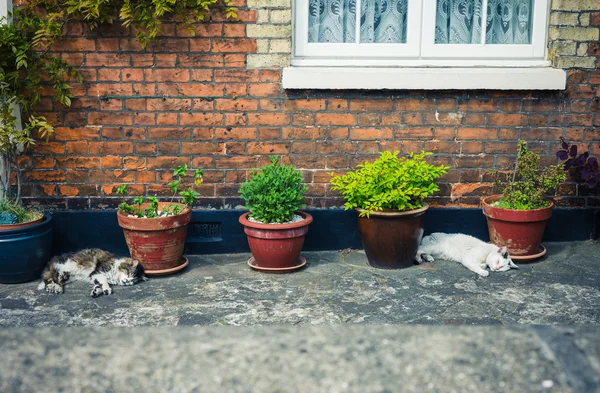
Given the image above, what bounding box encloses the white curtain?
[309,0,407,43]
[435,0,532,44]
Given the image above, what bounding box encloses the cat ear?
[509,260,519,269]
[132,259,139,267]
[498,246,508,254]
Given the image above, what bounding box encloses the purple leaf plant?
[556,137,600,189]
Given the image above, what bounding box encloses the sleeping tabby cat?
[38,249,147,297]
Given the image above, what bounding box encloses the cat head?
[117,258,148,284]
[485,246,518,272]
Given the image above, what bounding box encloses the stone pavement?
[0,240,599,392]
[1,241,599,326]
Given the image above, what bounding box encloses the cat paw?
[91,286,103,297]
[422,254,435,263]
[103,287,112,295]
[45,283,63,294]
[479,270,490,277]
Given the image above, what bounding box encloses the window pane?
[360,0,408,43]
[486,0,533,44]
[309,0,357,43]
[435,0,483,44]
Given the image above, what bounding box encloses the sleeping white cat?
[415,233,518,277]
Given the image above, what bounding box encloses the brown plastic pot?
[482,195,552,256]
[239,211,313,270]
[356,204,428,269]
[117,202,191,273]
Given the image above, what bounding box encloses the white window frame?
[0,0,10,22]
[295,0,422,59]
[292,0,551,67]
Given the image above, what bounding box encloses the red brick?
[216,98,259,111]
[180,113,224,126]
[54,127,101,141]
[66,142,89,154]
[147,98,192,111]
[98,69,121,81]
[56,157,101,169]
[349,99,394,111]
[458,99,497,111]
[101,157,122,168]
[248,84,280,97]
[215,156,258,169]
[215,128,256,140]
[181,142,223,155]
[284,99,326,111]
[458,128,496,139]
[89,142,134,154]
[282,128,326,140]
[315,142,356,155]
[145,69,190,82]
[147,156,190,169]
[349,128,392,140]
[52,38,96,52]
[316,113,357,126]
[248,142,291,155]
[135,143,157,155]
[224,112,247,126]
[247,113,290,126]
[223,24,246,37]
[395,127,433,140]
[88,112,133,126]
[212,38,257,53]
[148,128,192,140]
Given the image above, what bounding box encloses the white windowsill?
[282,67,567,90]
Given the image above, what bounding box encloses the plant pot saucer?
[144,257,189,276]
[511,245,547,262]
[248,256,306,274]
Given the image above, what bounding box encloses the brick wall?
[23,0,600,210]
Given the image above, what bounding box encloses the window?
[0,0,9,22]
[293,0,549,67]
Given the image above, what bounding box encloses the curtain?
[435,0,532,44]
[308,0,407,43]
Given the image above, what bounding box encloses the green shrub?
[330,151,449,217]
[116,164,203,218]
[493,141,566,210]
[239,156,307,224]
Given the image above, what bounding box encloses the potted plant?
[483,141,566,261]
[238,156,311,272]
[115,165,203,275]
[330,151,448,269]
[0,15,78,283]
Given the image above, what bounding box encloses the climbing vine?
[26,0,238,48]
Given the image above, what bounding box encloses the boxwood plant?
[116,164,203,218]
[330,151,449,217]
[239,156,307,224]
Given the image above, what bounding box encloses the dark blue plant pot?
[0,213,53,284]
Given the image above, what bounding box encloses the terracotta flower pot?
[482,195,552,256]
[356,204,428,269]
[117,202,191,274]
[239,211,312,271]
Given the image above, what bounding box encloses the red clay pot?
[239,211,313,270]
[356,204,428,269]
[117,202,191,273]
[482,195,553,256]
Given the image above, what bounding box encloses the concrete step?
[0,325,598,393]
